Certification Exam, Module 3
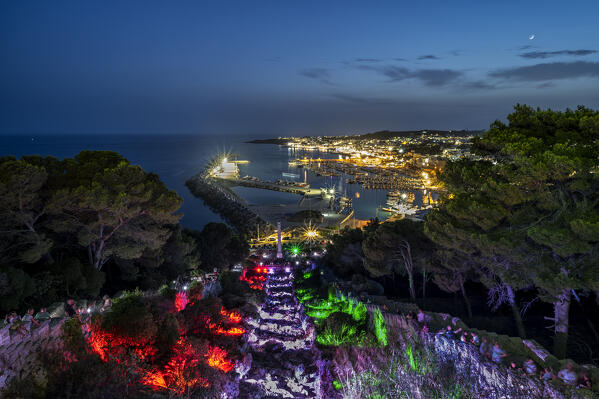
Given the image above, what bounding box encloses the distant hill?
[248,129,482,144]
[350,129,482,140]
[246,138,289,144]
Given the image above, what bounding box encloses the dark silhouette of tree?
[47,151,182,270]
[426,105,599,357]
[363,219,433,302]
[0,158,53,263]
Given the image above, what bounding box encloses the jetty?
[223,176,321,196]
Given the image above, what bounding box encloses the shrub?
[373,308,388,347]
[62,317,86,354]
[101,294,158,343]
[157,284,177,300]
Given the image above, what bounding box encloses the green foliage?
[316,312,364,346]
[297,277,371,347]
[62,317,86,354]
[157,283,177,300]
[332,379,342,390]
[101,294,158,342]
[323,227,366,278]
[48,152,182,270]
[332,341,477,399]
[426,105,599,357]
[0,266,36,312]
[188,280,204,300]
[51,257,105,297]
[373,308,388,347]
[191,223,249,271]
[0,151,199,313]
[0,158,53,265]
[404,345,432,375]
[295,288,315,303]
[154,312,180,354]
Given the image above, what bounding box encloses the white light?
[295,261,299,265]
[329,189,334,194]
[285,267,291,272]
[222,157,228,163]
[259,262,263,266]
[306,261,310,264]
[401,193,407,199]
[87,308,91,313]
[183,285,188,290]
[399,148,404,153]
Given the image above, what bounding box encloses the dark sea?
[0,134,391,231]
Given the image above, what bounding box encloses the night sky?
[1,0,599,136]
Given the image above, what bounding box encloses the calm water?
[0,134,392,230]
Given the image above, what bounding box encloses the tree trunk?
[510,301,526,339]
[505,284,526,339]
[407,272,416,303]
[459,276,473,320]
[553,289,571,359]
[398,241,416,303]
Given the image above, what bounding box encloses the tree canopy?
[426,105,599,357]
[0,151,200,313]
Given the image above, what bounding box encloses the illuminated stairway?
[239,268,322,398]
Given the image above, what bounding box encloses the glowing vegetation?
[296,269,372,347]
[174,291,189,312]
[240,267,267,290]
[316,323,362,346]
[85,291,244,395]
[373,308,388,347]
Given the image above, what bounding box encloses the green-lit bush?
[373,308,388,347]
[316,312,365,346]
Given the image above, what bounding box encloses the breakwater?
[186,173,274,238]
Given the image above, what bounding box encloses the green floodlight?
[289,243,302,255]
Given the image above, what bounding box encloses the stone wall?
[353,291,598,398]
[0,319,65,389]
[0,280,220,391]
[433,335,589,399]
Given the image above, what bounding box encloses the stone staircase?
[239,268,323,398]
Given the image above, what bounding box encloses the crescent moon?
[529,34,535,40]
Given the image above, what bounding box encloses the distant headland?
[247,129,483,144]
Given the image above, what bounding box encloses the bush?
[188,280,204,301]
[62,318,86,354]
[317,312,366,347]
[101,294,158,342]
[157,284,177,300]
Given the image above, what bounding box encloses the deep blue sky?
[1,0,599,136]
